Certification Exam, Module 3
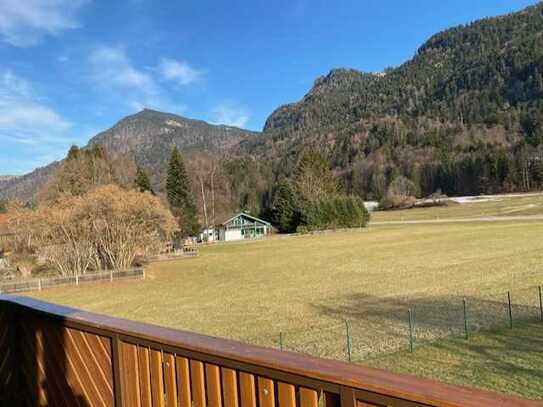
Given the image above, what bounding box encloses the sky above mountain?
[0,0,540,175]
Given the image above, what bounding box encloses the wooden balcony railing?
[0,295,540,407]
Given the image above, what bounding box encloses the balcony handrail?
[0,295,540,407]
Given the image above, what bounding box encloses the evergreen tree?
[166,147,199,236]
[294,150,338,202]
[66,145,80,161]
[134,165,154,194]
[271,180,299,233]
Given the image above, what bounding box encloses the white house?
[217,213,271,241]
[199,227,219,242]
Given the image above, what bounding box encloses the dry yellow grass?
[29,221,543,340]
[371,193,543,222]
[27,219,543,398]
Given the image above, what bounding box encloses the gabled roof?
[221,212,271,226]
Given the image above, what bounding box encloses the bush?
[380,176,418,209]
[301,195,370,230]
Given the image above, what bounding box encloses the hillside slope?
[2,3,543,206]
[249,2,543,199]
[0,110,258,201]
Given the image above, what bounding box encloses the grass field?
[27,216,543,398]
[371,193,543,222]
[366,322,543,400]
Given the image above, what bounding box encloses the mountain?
[265,3,543,133]
[2,3,543,206]
[247,2,543,199]
[0,110,258,201]
[0,166,57,202]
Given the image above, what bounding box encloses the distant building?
[198,213,271,242]
[199,227,219,242]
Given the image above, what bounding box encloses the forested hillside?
[255,2,543,199]
[2,3,543,219]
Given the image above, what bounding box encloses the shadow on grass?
[365,322,543,399]
[310,291,542,358]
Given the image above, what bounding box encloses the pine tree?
[271,180,299,233]
[134,165,154,194]
[166,147,199,236]
[66,145,80,161]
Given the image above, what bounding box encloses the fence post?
[279,332,284,351]
[142,268,145,280]
[507,291,513,329]
[110,269,113,282]
[463,298,469,340]
[539,286,543,323]
[38,279,42,291]
[408,309,414,352]
[344,320,352,362]
[75,274,79,286]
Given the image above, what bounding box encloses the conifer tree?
[166,147,199,236]
[134,165,154,194]
[66,145,80,161]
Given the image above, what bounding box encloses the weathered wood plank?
[278,382,296,407]
[163,352,178,407]
[137,346,152,407]
[221,368,239,407]
[258,377,275,407]
[190,360,206,407]
[300,388,319,407]
[206,364,222,407]
[150,349,165,407]
[121,342,141,407]
[176,356,191,407]
[239,372,257,407]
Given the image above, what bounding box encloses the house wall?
[224,229,243,241]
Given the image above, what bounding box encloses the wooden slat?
[258,377,275,407]
[221,368,239,407]
[163,353,178,407]
[64,327,109,406]
[149,349,165,407]
[239,372,257,407]
[300,388,319,407]
[324,392,340,407]
[176,356,191,407]
[357,402,380,407]
[137,347,152,407]
[3,296,542,407]
[121,342,141,407]
[278,382,296,407]
[190,360,206,407]
[206,364,222,407]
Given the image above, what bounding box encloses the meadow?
[28,212,543,398]
[371,192,543,222]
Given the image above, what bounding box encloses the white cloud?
[88,46,200,114]
[211,104,250,128]
[0,71,73,173]
[0,71,70,134]
[158,58,205,85]
[0,0,87,47]
[89,46,157,94]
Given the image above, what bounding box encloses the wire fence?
[0,268,145,294]
[245,285,543,363]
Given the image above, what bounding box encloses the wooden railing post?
[339,386,356,407]
[111,334,124,407]
[0,302,18,405]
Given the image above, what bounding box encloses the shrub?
[380,176,418,209]
[301,195,370,230]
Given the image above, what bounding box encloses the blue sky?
[0,0,540,175]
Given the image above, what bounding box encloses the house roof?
[221,212,271,226]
